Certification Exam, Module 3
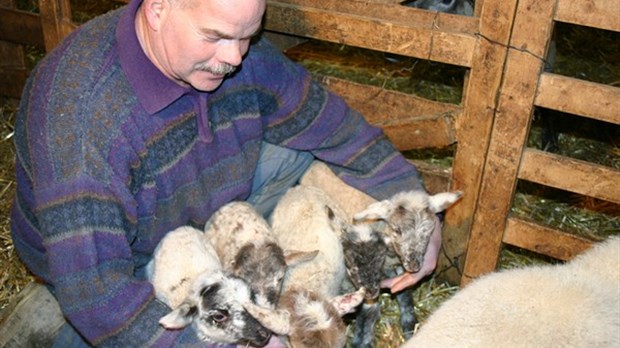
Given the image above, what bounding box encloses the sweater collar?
[116,0,189,115]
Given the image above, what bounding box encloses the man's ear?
[142,0,168,31]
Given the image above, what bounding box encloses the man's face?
[152,0,265,91]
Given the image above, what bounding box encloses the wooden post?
[439,0,519,284]
[39,0,76,52]
[460,0,557,284]
[0,0,27,98]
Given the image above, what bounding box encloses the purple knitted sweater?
[11,0,423,346]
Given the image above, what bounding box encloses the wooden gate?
[461,0,620,284]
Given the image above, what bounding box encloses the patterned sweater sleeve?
[11,45,229,348]
[251,38,426,200]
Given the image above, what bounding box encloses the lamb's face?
[244,288,352,348]
[353,191,462,273]
[233,242,287,308]
[341,223,388,299]
[386,204,437,272]
[159,272,271,346]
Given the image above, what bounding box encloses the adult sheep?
[402,236,620,348]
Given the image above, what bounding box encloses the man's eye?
[203,36,220,42]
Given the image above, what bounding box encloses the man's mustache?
[196,63,237,75]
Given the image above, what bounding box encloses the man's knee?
[248,143,314,217]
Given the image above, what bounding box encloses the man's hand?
[380,216,442,293]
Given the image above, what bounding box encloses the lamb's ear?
[159,303,197,329]
[428,191,463,213]
[353,200,392,223]
[330,287,366,316]
[284,249,319,267]
[243,303,291,335]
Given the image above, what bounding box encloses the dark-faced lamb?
[204,201,316,309]
[146,225,271,346]
[402,236,620,348]
[353,190,463,274]
[300,161,462,347]
[349,190,461,347]
[243,185,366,348]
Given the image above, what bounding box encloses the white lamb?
[146,226,271,346]
[402,235,620,348]
[204,201,316,309]
[243,185,366,348]
[146,226,221,309]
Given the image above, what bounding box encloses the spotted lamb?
[244,185,366,348]
[204,201,316,310]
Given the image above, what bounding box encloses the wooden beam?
[503,217,593,261]
[39,0,77,52]
[461,0,556,284]
[379,113,456,150]
[319,76,459,150]
[0,8,45,47]
[265,0,477,67]
[319,76,462,124]
[555,0,620,32]
[267,0,479,33]
[535,73,620,125]
[518,148,620,204]
[448,0,520,285]
[0,67,28,98]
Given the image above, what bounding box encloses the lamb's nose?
[259,328,270,339]
[253,328,272,346]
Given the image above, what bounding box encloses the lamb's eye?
[211,309,229,323]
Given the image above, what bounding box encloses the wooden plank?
[518,149,620,204]
[473,0,484,17]
[39,0,77,52]
[0,0,14,6]
[461,0,556,284]
[409,159,452,195]
[535,73,620,125]
[319,76,461,123]
[362,0,406,4]
[319,76,459,149]
[379,114,456,149]
[0,8,45,47]
[268,0,480,33]
[555,0,620,32]
[0,33,28,98]
[0,68,28,98]
[265,0,476,67]
[503,217,594,261]
[446,0,520,285]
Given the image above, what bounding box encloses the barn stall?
[0,0,618,346]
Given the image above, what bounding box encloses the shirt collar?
[116,0,189,115]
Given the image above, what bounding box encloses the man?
[10,0,441,346]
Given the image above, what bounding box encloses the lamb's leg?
[396,288,416,339]
[351,302,380,348]
[385,265,417,340]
